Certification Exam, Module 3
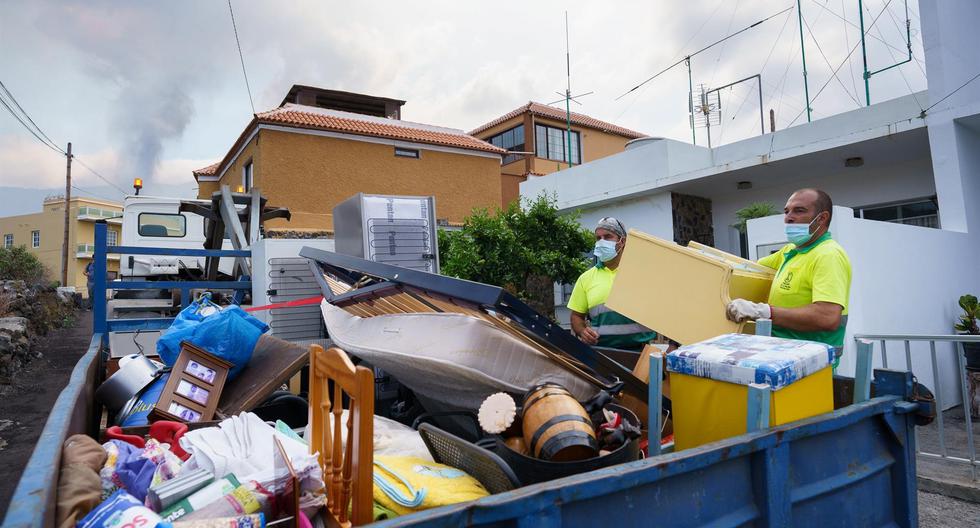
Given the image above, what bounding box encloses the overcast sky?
[0,0,927,216]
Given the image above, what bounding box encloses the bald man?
[726,188,852,367]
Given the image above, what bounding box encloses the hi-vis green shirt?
[757,232,852,349]
[567,265,657,351]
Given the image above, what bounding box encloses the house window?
[394,147,420,159]
[854,197,939,229]
[31,230,40,248]
[3,234,12,248]
[242,160,253,192]
[535,124,580,165]
[107,229,118,247]
[487,125,525,165]
[138,213,187,237]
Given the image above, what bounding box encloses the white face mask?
[594,239,618,262]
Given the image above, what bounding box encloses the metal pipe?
[866,0,914,79]
[956,342,977,481]
[880,339,888,369]
[904,340,912,372]
[795,0,812,121]
[930,340,946,456]
[859,0,871,105]
[705,74,766,136]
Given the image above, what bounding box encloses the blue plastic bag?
[156,294,269,380]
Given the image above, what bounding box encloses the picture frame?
[150,342,232,423]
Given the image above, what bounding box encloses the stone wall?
[671,193,715,246]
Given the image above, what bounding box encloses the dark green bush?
[0,245,49,286]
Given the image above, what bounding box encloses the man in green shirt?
[568,217,657,351]
[726,188,852,366]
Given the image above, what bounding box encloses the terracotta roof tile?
[469,102,647,139]
[257,104,505,154]
[192,162,219,176]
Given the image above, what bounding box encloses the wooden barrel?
[521,383,597,461]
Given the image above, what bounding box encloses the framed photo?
[150,342,232,423]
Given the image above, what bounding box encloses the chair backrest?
[309,345,375,526]
[417,423,520,494]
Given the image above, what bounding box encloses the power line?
[612,0,727,121]
[840,0,861,99]
[710,0,742,88]
[0,80,64,153]
[920,70,980,117]
[787,0,894,127]
[227,0,256,115]
[74,157,128,196]
[801,14,862,106]
[0,90,64,154]
[867,1,924,111]
[71,184,117,202]
[616,5,795,100]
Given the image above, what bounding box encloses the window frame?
[242,159,254,192]
[486,125,526,166]
[853,196,940,229]
[534,123,581,165]
[31,230,40,248]
[137,212,188,238]
[106,229,118,247]
[394,147,421,159]
[3,234,12,248]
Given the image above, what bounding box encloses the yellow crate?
[606,230,775,345]
[671,367,834,451]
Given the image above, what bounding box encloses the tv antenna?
[692,74,766,148]
[545,11,593,169]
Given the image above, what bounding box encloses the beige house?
[469,102,647,205]
[193,86,505,233]
[0,196,122,297]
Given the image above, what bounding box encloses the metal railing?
[91,221,252,338]
[853,333,980,481]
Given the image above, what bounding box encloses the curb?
[918,475,980,504]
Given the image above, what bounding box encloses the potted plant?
[954,294,980,370]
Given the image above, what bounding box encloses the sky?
[0,0,928,216]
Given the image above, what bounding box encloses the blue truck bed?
[2,329,921,527]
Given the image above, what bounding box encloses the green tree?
[438,194,593,317]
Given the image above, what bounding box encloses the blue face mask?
[785,215,820,246]
[594,239,619,262]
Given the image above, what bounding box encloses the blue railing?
[92,221,252,337]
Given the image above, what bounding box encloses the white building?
[522,0,980,407]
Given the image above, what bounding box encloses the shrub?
[0,246,48,286]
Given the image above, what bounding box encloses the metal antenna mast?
[546,12,593,169]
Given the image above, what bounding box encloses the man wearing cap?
[725,188,852,367]
[567,217,657,351]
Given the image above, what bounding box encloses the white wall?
[748,207,975,408]
[709,157,936,254]
[577,192,674,242]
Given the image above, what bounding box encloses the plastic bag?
[157,294,269,380]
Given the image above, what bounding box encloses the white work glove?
[726,299,771,323]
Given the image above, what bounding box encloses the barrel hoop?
[539,431,599,461]
[521,383,568,406]
[528,414,592,455]
[522,390,571,415]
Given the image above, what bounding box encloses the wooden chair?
[309,345,375,527]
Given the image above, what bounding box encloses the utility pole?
[61,142,72,287]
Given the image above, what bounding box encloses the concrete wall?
[709,156,936,254]
[226,129,502,232]
[748,207,972,409]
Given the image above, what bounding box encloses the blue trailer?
[1,223,930,527]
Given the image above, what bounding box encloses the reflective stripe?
[596,323,653,336]
[588,304,613,319]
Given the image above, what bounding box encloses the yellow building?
[0,196,122,297]
[469,102,648,205]
[193,86,505,233]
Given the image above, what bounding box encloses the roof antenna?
[546,11,593,169]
